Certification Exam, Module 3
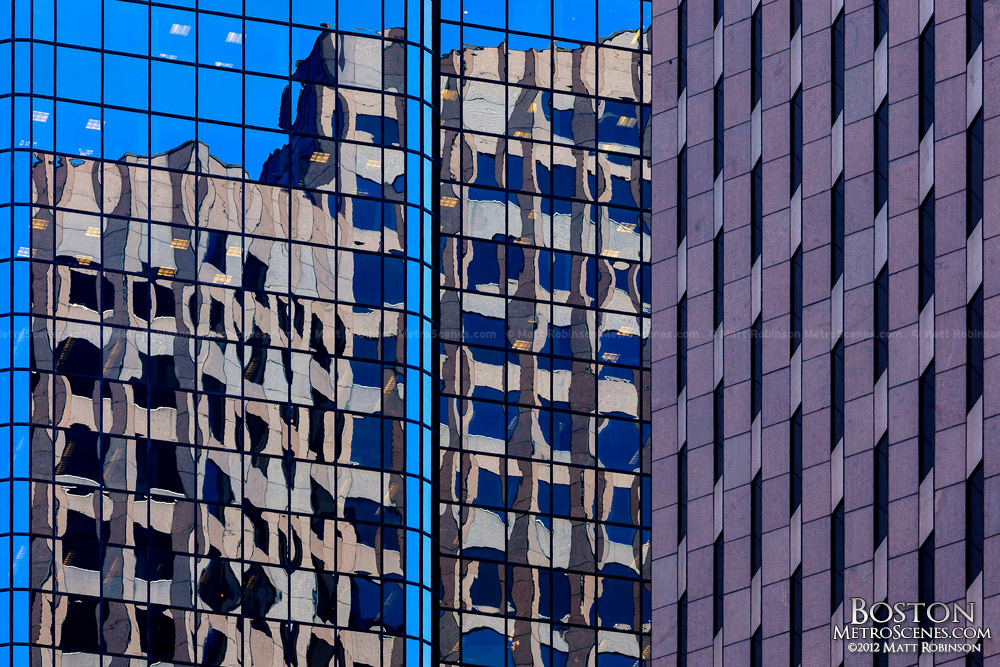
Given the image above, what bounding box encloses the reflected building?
[1,0,651,665]
[436,11,652,667]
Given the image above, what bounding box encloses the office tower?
[1,0,651,665]
[654,0,994,665]
[3,0,438,664]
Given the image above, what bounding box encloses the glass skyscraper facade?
[436,1,651,665]
[4,0,438,663]
[1,0,651,665]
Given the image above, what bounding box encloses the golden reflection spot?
[170,238,190,249]
[85,226,101,237]
[76,255,93,266]
[617,116,637,128]
[366,159,381,170]
[527,102,537,112]
[226,246,242,257]
[158,267,177,278]
[383,376,397,393]
[513,130,531,138]
[618,326,637,336]
[601,249,620,258]
[616,222,636,233]
[103,339,124,374]
[512,340,531,351]
[441,89,458,101]
[440,196,459,208]
[213,273,233,285]
[31,218,48,230]
[602,352,620,363]
[309,152,330,163]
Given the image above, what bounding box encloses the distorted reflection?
[438,5,652,665]
[23,0,651,663]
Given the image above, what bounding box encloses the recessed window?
[831,339,844,449]
[832,176,844,286]
[752,315,762,420]
[714,230,724,330]
[751,7,762,109]
[678,296,687,394]
[751,472,762,575]
[678,445,688,542]
[919,22,935,137]
[876,0,888,44]
[679,2,688,96]
[752,159,762,263]
[968,111,983,235]
[919,191,935,310]
[678,147,687,245]
[714,534,724,635]
[968,288,984,410]
[791,87,802,196]
[714,385,725,483]
[969,0,983,59]
[874,434,888,548]
[875,266,889,381]
[919,363,935,481]
[876,100,889,215]
[831,501,844,612]
[790,408,802,515]
[967,464,984,586]
[832,10,844,122]
[714,81,725,180]
[791,566,802,666]
[791,247,802,357]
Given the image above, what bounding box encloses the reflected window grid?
[438,2,652,665]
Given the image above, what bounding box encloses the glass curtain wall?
[6,0,437,664]
[436,0,653,664]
